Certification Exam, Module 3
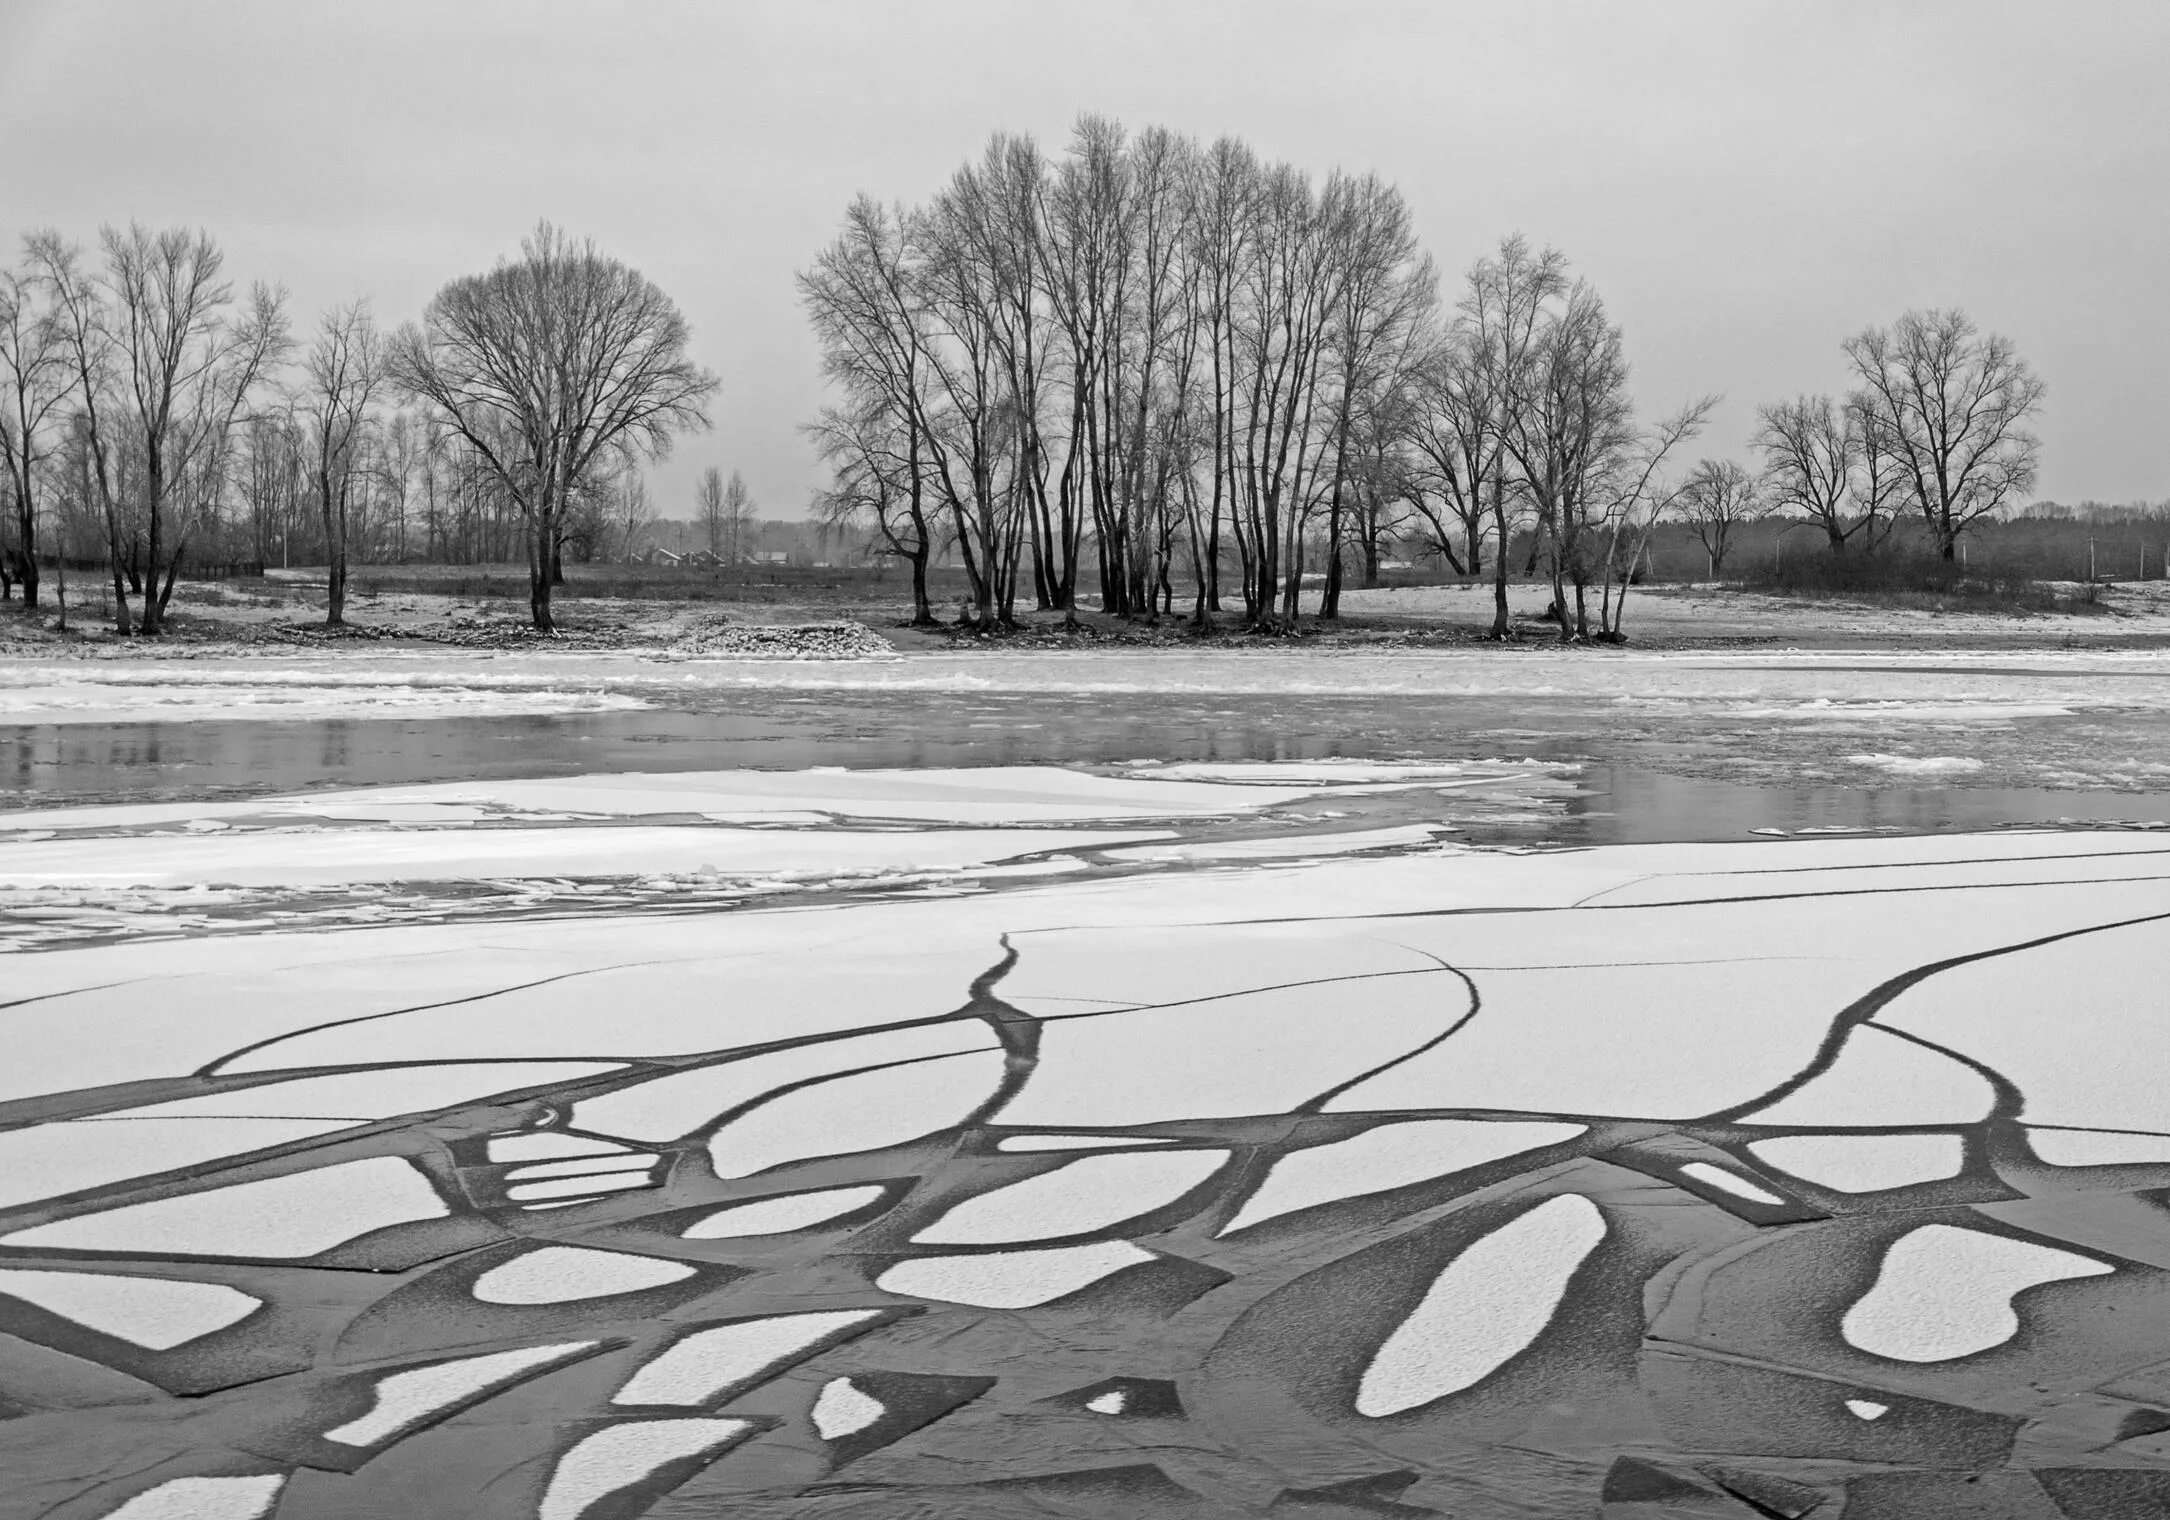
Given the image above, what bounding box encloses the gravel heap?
[667,620,894,658]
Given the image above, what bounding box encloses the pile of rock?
[668,620,894,658]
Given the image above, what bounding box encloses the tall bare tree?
[810,398,937,623]
[388,222,717,630]
[1500,281,1634,640]
[1843,308,2044,560]
[613,469,654,561]
[720,469,756,564]
[98,225,288,634]
[0,258,72,606]
[695,465,726,559]
[1592,400,1712,640]
[800,197,949,622]
[1316,173,1435,618]
[1460,235,1570,637]
[31,233,138,630]
[298,299,383,626]
[1403,325,1493,580]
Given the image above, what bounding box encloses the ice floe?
[1221,1121,1587,1234]
[1674,1162,1788,1206]
[322,1342,596,1446]
[0,1268,260,1349]
[1738,1027,1998,1127]
[613,1311,885,1406]
[876,1242,1157,1307]
[706,1049,1009,1178]
[571,1022,999,1143]
[537,1418,754,1520]
[1877,918,2170,1132]
[679,1185,890,1238]
[1746,1135,1966,1193]
[1356,1194,1607,1415]
[998,974,1465,1128]
[810,1376,886,1438]
[93,1475,287,1520]
[0,824,1157,891]
[913,1149,1230,1244]
[0,1117,361,1212]
[2027,1128,2170,1167]
[1840,1224,2113,1361]
[1,1156,448,1258]
[471,1247,696,1305]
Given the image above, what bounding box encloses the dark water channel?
[6,691,2168,844]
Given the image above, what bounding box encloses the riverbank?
[7,574,2170,658]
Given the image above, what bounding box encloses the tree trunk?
[908,549,932,626]
[105,509,133,636]
[322,471,346,627]
[139,442,166,635]
[528,512,555,632]
[1488,479,1511,639]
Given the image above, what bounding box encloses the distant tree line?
[2,127,2079,640]
[1,222,717,631]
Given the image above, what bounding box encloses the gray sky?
[5,0,2164,518]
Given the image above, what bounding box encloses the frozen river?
[2,649,2169,1517]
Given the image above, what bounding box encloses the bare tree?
[1756,391,1907,558]
[375,410,420,561]
[1672,457,1766,577]
[811,399,937,623]
[1402,326,1493,580]
[298,299,383,626]
[695,465,726,559]
[30,233,139,630]
[1501,281,1636,640]
[613,469,654,561]
[0,258,72,606]
[97,225,288,634]
[1594,398,1714,639]
[1843,308,2044,560]
[1461,235,1570,637]
[1316,173,1435,618]
[387,222,718,630]
[720,469,755,564]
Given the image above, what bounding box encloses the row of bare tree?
[223,409,661,574]
[1670,308,2048,577]
[800,118,1713,638]
[803,119,2052,636]
[1,222,717,631]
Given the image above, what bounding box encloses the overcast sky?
[5,0,2164,518]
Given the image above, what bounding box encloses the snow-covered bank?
[4,644,2168,725]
